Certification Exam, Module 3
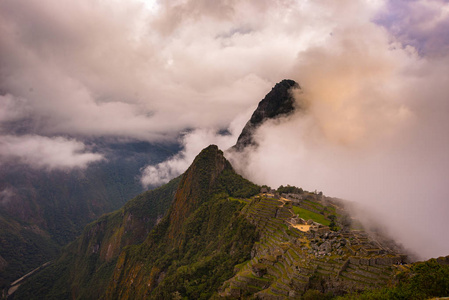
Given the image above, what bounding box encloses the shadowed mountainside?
[0,141,178,292]
[233,79,300,151]
[14,145,260,299]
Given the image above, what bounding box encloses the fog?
[1,0,449,258]
[0,135,104,170]
[228,2,449,259]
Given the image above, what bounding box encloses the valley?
[10,145,449,299]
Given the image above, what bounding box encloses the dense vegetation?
[0,215,58,289]
[15,145,260,299]
[277,184,304,194]
[14,176,181,300]
[339,258,449,300]
[104,145,261,299]
[0,141,177,290]
[128,198,258,300]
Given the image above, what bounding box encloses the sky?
[1,0,449,259]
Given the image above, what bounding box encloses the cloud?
[141,116,247,186]
[0,135,104,170]
[0,94,30,123]
[0,0,389,142]
[376,0,449,56]
[0,0,391,166]
[1,0,449,259]
[228,2,449,260]
[0,0,319,142]
[0,187,15,206]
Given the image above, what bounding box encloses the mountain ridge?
[10,80,449,300]
[13,144,449,299]
[0,141,178,293]
[13,144,260,299]
[103,144,260,299]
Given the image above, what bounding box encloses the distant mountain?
[233,79,300,151]
[0,141,179,292]
[15,145,260,299]
[14,145,449,299]
[2,78,300,294]
[12,174,181,300]
[9,79,449,299]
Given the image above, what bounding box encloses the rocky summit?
[233,79,300,151]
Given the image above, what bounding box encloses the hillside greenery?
[292,206,331,226]
[0,215,59,289]
[13,176,181,300]
[339,258,449,299]
[10,145,449,299]
[15,146,260,300]
[277,184,304,194]
[104,146,261,299]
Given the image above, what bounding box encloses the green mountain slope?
[0,141,177,292]
[13,175,181,300]
[0,214,58,290]
[14,145,260,300]
[103,145,260,299]
[12,145,449,300]
[339,256,449,299]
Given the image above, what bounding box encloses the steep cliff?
[233,79,300,151]
[104,145,260,299]
[13,176,180,300]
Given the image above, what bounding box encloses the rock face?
[233,79,300,151]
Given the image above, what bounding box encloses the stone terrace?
[219,195,405,298]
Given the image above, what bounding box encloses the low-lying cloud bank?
[0,135,104,170]
[141,114,249,187]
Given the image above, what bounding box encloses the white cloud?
[0,0,323,141]
[0,135,104,170]
[1,0,449,259]
[140,120,246,187]
[228,4,449,259]
[0,187,15,206]
[140,110,252,187]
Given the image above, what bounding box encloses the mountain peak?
[166,145,231,238]
[234,79,300,151]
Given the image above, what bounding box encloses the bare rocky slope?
[233,79,300,151]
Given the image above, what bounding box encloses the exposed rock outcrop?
[233,79,300,151]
